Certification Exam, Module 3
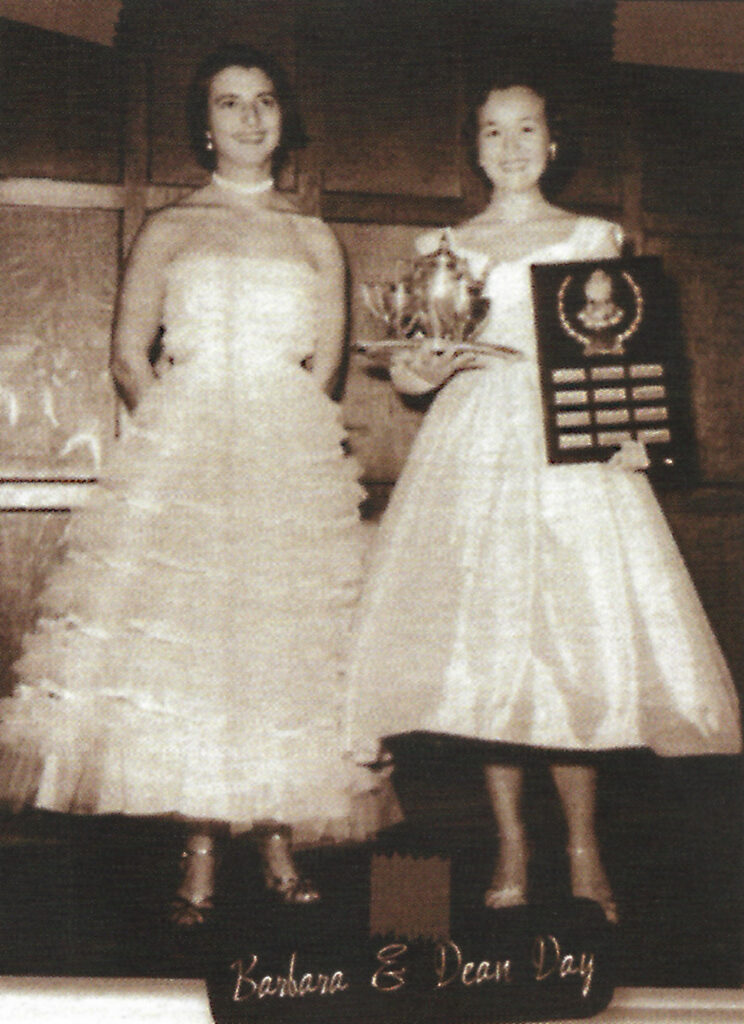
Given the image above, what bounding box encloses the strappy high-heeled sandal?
[483,882,528,910]
[169,833,219,928]
[253,823,320,906]
[484,832,529,910]
[567,844,618,924]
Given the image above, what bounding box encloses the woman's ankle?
[176,832,219,902]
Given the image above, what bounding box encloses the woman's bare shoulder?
[290,212,344,263]
[575,215,624,256]
[130,203,195,259]
[266,190,303,214]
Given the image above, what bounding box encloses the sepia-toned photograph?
[0,1,742,1021]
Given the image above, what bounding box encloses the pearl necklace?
[211,172,274,196]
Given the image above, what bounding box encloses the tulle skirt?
[0,361,376,840]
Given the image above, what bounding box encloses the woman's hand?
[607,439,650,472]
[390,342,482,396]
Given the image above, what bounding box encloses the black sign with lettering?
[204,845,615,1023]
[530,256,696,484]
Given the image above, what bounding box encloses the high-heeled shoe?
[254,823,320,905]
[484,833,529,910]
[483,882,528,910]
[567,844,618,924]
[169,833,219,928]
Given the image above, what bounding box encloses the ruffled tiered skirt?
[0,360,373,839]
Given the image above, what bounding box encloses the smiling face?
[207,65,282,177]
[476,85,552,195]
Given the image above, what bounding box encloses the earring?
[205,132,214,152]
[548,142,557,161]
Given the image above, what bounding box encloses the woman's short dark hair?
[463,66,580,198]
[186,43,307,174]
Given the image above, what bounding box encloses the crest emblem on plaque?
[556,265,644,357]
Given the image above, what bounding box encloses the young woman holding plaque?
[0,44,372,926]
[346,73,742,923]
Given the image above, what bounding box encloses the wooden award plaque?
[531,256,696,483]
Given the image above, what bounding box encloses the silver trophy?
[357,234,517,360]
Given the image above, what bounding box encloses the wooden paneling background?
[0,18,122,182]
[0,0,743,705]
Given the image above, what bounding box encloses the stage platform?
[0,735,740,1020]
[0,979,743,1024]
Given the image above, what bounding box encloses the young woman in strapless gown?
[346,73,742,923]
[0,44,371,926]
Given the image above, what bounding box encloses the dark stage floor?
[0,741,741,990]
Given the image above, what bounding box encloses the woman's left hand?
[391,342,483,395]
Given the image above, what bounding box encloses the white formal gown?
[0,241,372,840]
[346,217,742,761]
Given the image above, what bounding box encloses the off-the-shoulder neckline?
[423,215,604,268]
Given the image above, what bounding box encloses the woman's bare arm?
[110,215,175,411]
[306,221,347,396]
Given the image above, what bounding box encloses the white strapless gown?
[346,217,742,759]
[0,252,372,839]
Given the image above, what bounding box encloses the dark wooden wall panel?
[662,494,744,691]
[637,66,744,220]
[0,18,122,181]
[645,232,744,483]
[305,2,463,198]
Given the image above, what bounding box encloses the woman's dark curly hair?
[186,43,308,174]
[462,65,580,198]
